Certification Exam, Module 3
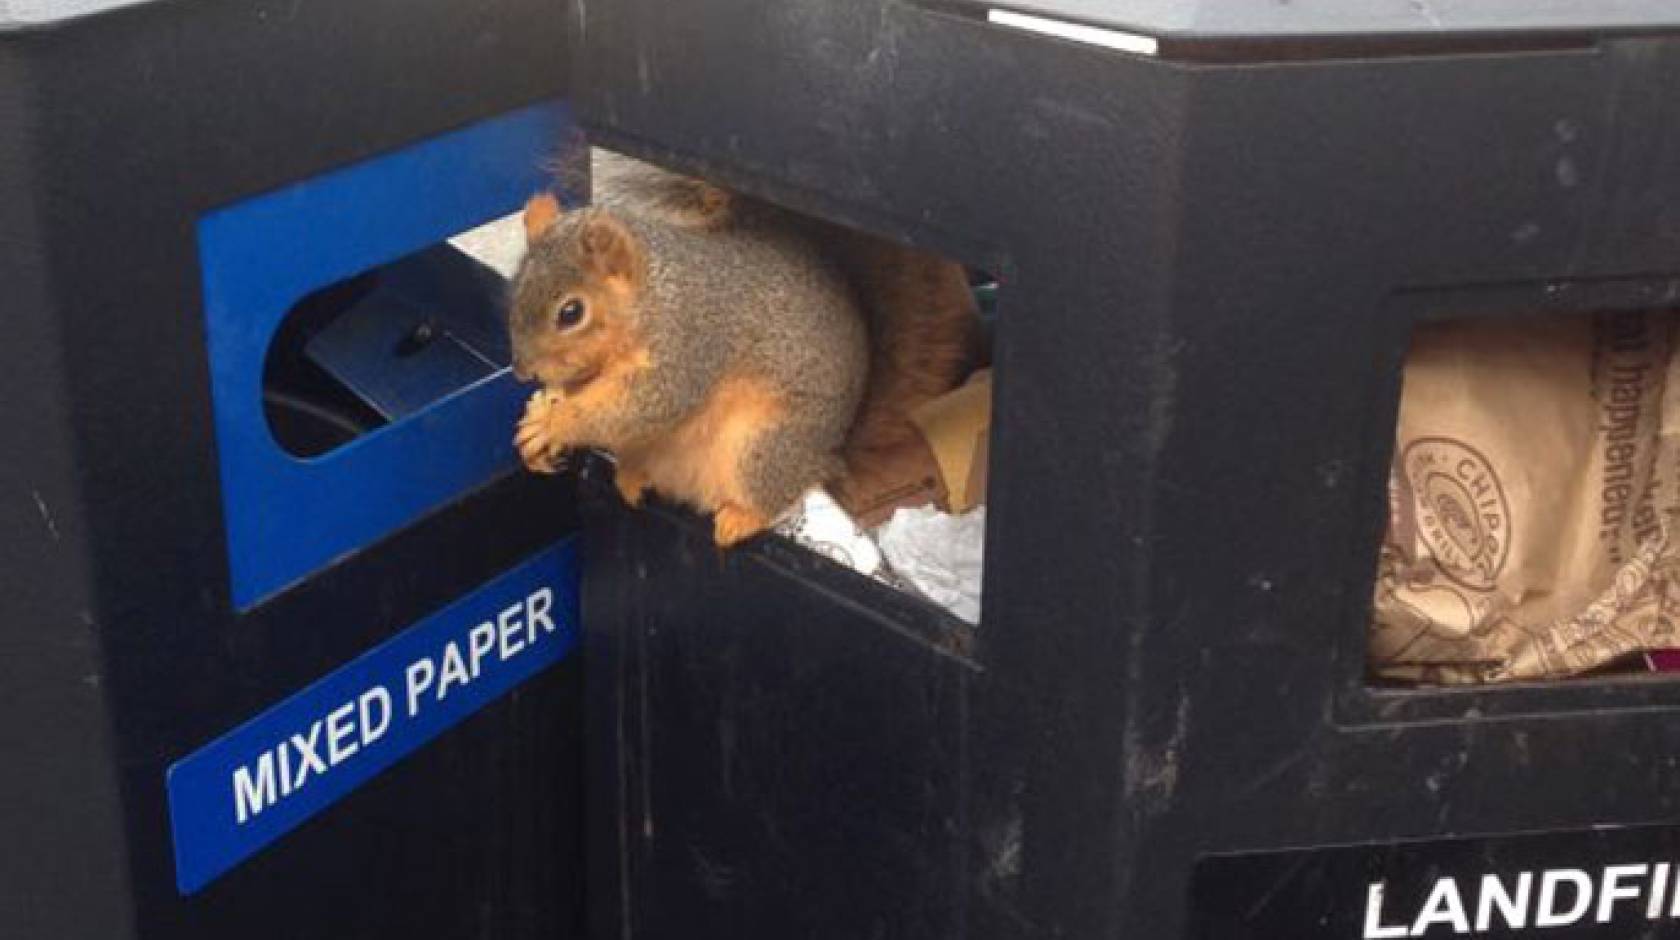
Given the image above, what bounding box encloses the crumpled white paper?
[774,488,887,578]
[875,504,986,625]
[774,489,985,624]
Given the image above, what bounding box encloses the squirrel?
[508,150,978,546]
[588,151,980,472]
[508,168,869,547]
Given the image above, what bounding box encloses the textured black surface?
[0,1,577,937]
[585,489,973,940]
[574,6,1680,938]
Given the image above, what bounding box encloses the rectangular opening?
[264,214,526,458]
[198,98,571,609]
[1369,306,1680,689]
[536,148,997,642]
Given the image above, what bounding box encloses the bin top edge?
[971,0,1680,39]
[2,0,158,32]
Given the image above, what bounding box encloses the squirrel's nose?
[511,358,534,383]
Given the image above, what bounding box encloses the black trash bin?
[1,1,583,937]
[573,3,1680,938]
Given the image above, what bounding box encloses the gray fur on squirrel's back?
[619,202,868,441]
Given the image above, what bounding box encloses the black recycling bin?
[1,1,583,937]
[573,3,1680,938]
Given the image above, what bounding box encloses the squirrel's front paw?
[515,425,564,474]
[514,391,565,474]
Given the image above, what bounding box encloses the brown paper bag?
[1371,311,1680,684]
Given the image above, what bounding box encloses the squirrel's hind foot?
[613,463,651,507]
[713,503,770,548]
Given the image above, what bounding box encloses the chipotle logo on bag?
[1400,437,1511,592]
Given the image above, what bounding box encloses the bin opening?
[264,213,526,457]
[1368,308,1680,687]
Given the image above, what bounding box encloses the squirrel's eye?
[556,299,587,330]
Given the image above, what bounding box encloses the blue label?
[167,540,579,895]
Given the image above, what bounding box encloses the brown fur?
[522,193,562,243]
[616,375,788,542]
[513,342,653,472]
[510,198,648,393]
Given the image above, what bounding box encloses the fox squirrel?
[589,151,980,469]
[509,151,977,546]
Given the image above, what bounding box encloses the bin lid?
[2,0,157,30]
[970,0,1680,40]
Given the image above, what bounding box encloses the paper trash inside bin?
[776,368,992,623]
[832,369,992,527]
[1370,310,1680,684]
[910,370,991,516]
[774,488,889,580]
[877,505,986,625]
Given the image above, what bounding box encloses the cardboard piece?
[909,370,992,515]
[1370,310,1680,684]
[833,369,992,527]
[830,436,947,529]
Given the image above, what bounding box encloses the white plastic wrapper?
[875,505,986,625]
[771,489,988,624]
[774,489,888,579]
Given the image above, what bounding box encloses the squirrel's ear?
[579,213,643,284]
[522,192,562,243]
